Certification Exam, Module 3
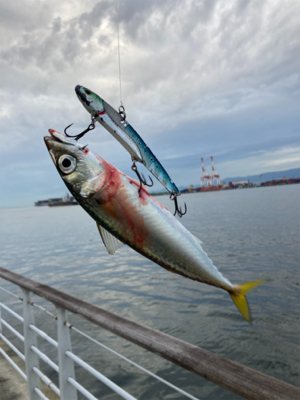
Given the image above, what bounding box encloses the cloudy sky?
[0,0,299,208]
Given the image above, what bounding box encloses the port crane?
[210,156,221,186]
[200,157,221,189]
[200,158,212,187]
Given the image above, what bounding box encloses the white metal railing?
[1,268,299,400]
[0,282,199,400]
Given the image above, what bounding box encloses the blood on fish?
[138,189,149,206]
[99,159,123,205]
[128,178,168,210]
[128,178,140,188]
[95,158,149,247]
[128,178,150,206]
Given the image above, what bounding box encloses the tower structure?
[210,156,220,186]
[200,158,212,187]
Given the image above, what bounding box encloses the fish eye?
[58,155,77,175]
[84,89,91,95]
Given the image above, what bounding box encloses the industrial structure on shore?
[35,162,300,204]
[35,193,78,207]
[199,156,222,192]
[181,158,300,194]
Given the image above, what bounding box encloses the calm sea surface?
[0,185,299,399]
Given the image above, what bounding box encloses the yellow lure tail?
[229,279,265,323]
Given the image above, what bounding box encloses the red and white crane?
[200,158,212,187]
[210,156,220,186]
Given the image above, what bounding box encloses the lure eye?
[58,155,77,175]
[84,89,91,95]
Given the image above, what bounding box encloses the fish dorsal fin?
[192,233,203,245]
[97,223,124,255]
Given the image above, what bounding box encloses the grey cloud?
[0,0,299,207]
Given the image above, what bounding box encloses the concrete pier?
[0,339,58,400]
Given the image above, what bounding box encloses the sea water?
[0,184,299,399]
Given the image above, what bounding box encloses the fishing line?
[116,0,124,111]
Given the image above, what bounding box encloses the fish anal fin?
[229,279,265,324]
[97,223,124,255]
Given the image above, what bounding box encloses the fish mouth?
[44,136,54,151]
[44,130,59,151]
[75,85,91,107]
[44,129,76,151]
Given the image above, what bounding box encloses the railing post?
[22,289,41,400]
[56,306,77,400]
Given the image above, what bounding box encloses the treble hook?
[170,191,187,218]
[131,159,153,194]
[64,115,97,141]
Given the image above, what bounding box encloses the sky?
[0,0,299,208]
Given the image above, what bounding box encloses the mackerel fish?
[44,129,264,323]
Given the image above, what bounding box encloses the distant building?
[229,180,249,188]
[35,194,77,207]
[35,198,61,206]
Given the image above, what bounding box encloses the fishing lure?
[65,85,186,217]
[45,129,264,323]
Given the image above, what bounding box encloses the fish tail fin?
[229,279,265,323]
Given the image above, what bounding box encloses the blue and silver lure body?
[74,85,180,196]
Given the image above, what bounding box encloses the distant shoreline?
[150,180,300,196]
[0,181,299,209]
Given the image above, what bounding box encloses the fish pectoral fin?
[229,279,265,324]
[97,224,125,255]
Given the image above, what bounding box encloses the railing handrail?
[0,290,199,400]
[0,267,299,400]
